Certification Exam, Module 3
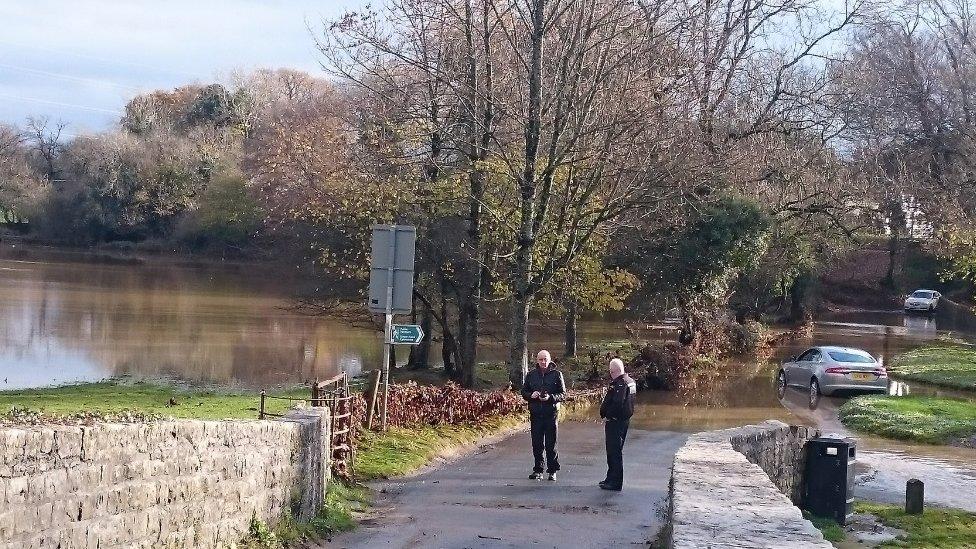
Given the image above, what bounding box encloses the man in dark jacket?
[599,358,636,491]
[521,350,566,481]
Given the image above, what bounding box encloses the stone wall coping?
[670,421,833,549]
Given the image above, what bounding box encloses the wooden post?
[906,479,924,514]
[365,369,382,430]
[259,390,266,420]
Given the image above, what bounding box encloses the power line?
[0,92,123,115]
[0,39,211,80]
[0,62,145,92]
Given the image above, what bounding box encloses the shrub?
[353,381,525,429]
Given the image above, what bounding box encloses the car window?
[828,351,876,363]
[911,291,934,298]
[796,349,816,361]
[809,350,822,362]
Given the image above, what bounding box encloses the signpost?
[391,324,424,344]
[368,224,422,430]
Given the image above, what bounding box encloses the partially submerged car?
[778,346,888,403]
[904,289,941,313]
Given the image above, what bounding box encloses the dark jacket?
[521,367,567,416]
[600,374,636,420]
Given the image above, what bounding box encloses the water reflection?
[0,246,382,389]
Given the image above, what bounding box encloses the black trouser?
[530,411,559,473]
[604,418,630,488]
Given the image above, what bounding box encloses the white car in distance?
[904,289,941,313]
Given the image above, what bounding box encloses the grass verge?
[839,395,976,445]
[0,380,306,421]
[240,484,371,548]
[355,414,525,480]
[889,346,976,391]
[857,502,976,548]
[804,513,846,543]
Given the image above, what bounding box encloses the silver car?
[778,346,888,400]
[904,289,941,313]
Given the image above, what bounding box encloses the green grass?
[240,483,371,548]
[804,513,846,543]
[839,395,976,444]
[857,502,976,548]
[889,346,976,391]
[0,380,307,420]
[355,415,525,480]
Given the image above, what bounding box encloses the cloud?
[0,0,358,131]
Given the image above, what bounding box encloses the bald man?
[521,350,566,480]
[599,358,636,491]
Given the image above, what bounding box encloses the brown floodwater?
[0,245,388,389]
[592,309,976,511]
[0,245,629,390]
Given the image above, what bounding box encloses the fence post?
[366,369,382,430]
[259,390,266,420]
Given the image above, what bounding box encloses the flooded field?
[0,245,379,389]
[0,245,625,389]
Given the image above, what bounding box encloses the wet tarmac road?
[324,422,687,548]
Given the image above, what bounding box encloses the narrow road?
[325,420,687,548]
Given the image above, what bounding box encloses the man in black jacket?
[521,350,566,481]
[599,358,636,491]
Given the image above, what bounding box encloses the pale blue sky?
[0,0,359,134]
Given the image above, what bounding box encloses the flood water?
[601,309,976,511]
[0,245,388,389]
[0,245,626,390]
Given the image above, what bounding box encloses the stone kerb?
[670,420,832,549]
[0,406,330,549]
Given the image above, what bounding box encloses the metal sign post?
[369,225,418,431]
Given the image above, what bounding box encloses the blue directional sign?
[390,324,424,344]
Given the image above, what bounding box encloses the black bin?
[803,437,856,525]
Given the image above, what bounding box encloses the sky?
[0,0,359,135]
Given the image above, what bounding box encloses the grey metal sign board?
[368,224,416,315]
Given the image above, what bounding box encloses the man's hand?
[531,391,541,399]
[539,393,550,401]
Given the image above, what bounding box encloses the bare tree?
[25,117,65,183]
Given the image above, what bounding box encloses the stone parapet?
[0,407,329,549]
[670,420,832,549]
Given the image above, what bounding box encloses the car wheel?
[809,378,821,409]
[776,371,787,398]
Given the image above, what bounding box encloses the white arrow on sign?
[390,324,424,345]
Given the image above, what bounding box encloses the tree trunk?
[508,0,544,389]
[884,198,905,289]
[884,231,899,289]
[677,297,695,346]
[406,289,421,368]
[564,299,577,358]
[508,293,531,387]
[409,302,433,370]
[440,296,458,378]
[458,297,478,387]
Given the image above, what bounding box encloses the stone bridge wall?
[669,420,832,548]
[0,407,330,549]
